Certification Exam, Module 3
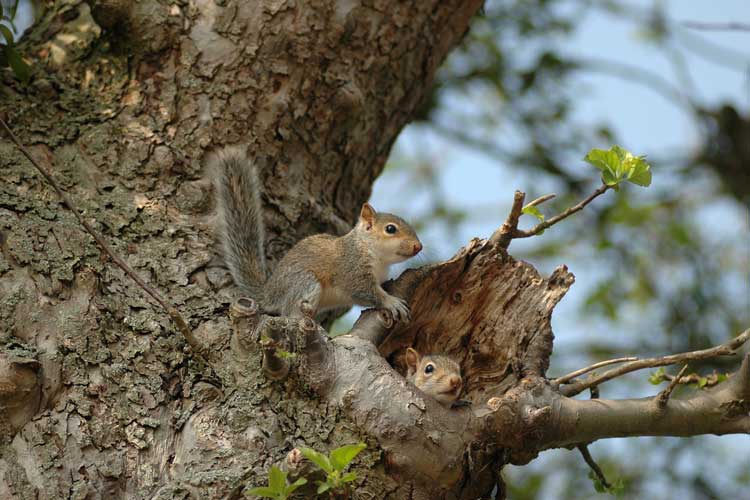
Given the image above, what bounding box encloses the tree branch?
[553,356,638,385]
[651,369,728,388]
[513,184,611,239]
[0,117,202,358]
[543,354,750,448]
[655,364,689,409]
[488,190,525,249]
[488,184,612,251]
[682,21,750,32]
[559,329,750,397]
[348,309,393,345]
[577,445,610,489]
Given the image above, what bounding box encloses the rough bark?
[1,1,748,499]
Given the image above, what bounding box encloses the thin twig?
[0,118,203,356]
[553,356,639,385]
[560,329,750,397]
[682,21,750,32]
[513,184,611,239]
[656,364,689,409]
[577,444,611,489]
[525,193,556,208]
[654,370,727,388]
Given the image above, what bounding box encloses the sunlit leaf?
[268,466,286,492]
[584,145,652,188]
[522,205,545,222]
[648,367,666,385]
[288,477,307,491]
[329,443,366,472]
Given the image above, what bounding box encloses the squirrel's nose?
[413,242,423,255]
[449,376,462,390]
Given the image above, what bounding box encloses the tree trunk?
[1,1,748,499]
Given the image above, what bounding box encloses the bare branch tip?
[577,444,611,489]
[525,193,556,208]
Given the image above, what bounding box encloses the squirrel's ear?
[405,347,420,372]
[359,203,376,230]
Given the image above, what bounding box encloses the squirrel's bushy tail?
[212,147,268,300]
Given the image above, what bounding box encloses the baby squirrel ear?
[359,203,377,230]
[405,347,420,372]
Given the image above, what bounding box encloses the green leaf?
[300,448,334,474]
[9,0,19,21]
[698,377,707,388]
[584,145,652,188]
[329,443,366,472]
[0,24,13,44]
[341,472,357,483]
[716,373,728,383]
[268,466,286,492]
[522,205,545,222]
[625,156,652,187]
[287,477,307,492]
[5,17,18,34]
[600,167,619,187]
[316,482,332,494]
[583,148,619,174]
[246,486,279,498]
[648,367,665,385]
[4,45,30,82]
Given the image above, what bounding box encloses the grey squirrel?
[211,146,423,320]
[405,348,463,407]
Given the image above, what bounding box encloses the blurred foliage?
[0,0,30,82]
[405,0,748,354]
[389,0,749,498]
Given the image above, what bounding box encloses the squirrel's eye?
[424,364,434,374]
[385,224,398,234]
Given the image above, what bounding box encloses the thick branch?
[347,309,393,345]
[544,355,750,448]
[560,329,750,396]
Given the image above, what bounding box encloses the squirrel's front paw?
[382,294,411,322]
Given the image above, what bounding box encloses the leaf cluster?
[247,443,366,499]
[583,145,652,188]
[300,443,366,495]
[246,466,307,500]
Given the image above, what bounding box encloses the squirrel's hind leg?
[268,270,321,318]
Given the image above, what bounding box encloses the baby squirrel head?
[405,347,463,407]
[356,203,422,263]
